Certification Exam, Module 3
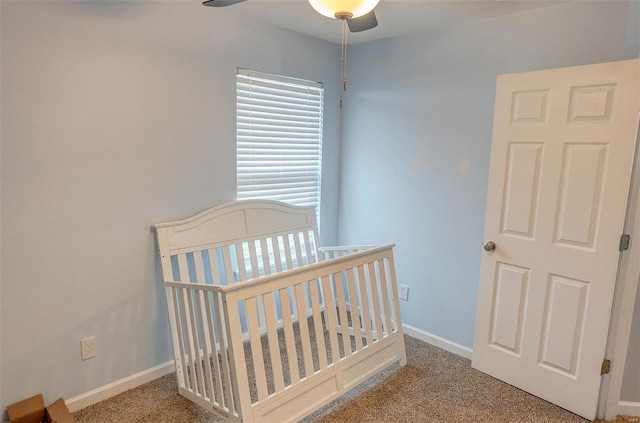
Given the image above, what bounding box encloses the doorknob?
[484,241,496,252]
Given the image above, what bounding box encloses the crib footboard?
[164,244,406,423]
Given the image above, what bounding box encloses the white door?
[472,59,640,420]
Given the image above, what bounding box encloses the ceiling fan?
[202,0,379,33]
[203,0,382,108]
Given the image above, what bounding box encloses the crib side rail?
[162,244,404,423]
[223,244,404,420]
[319,245,377,260]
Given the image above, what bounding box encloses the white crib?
[154,200,406,423]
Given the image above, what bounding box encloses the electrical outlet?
[81,337,96,360]
[399,284,409,301]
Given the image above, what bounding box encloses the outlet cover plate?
[81,337,96,360]
[399,284,409,301]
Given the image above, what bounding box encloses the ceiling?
[212,0,566,45]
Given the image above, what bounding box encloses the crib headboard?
[153,200,321,283]
[154,200,318,254]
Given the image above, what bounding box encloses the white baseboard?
[65,360,175,413]
[402,323,473,360]
[62,327,468,412]
[617,401,640,417]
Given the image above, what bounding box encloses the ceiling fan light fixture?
[307,0,380,19]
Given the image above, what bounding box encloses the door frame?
[600,114,640,420]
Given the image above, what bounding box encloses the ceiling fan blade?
[347,10,378,32]
[202,0,247,7]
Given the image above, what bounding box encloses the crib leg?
[399,349,408,366]
[223,292,254,423]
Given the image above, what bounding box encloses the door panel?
[489,263,530,355]
[539,274,588,376]
[554,143,608,248]
[473,59,640,420]
[501,142,544,238]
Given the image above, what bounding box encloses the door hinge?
[601,359,612,375]
[620,234,631,251]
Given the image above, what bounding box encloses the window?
[236,69,324,224]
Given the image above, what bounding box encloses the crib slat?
[311,230,321,263]
[177,253,197,389]
[171,286,189,389]
[346,268,364,352]
[312,223,321,260]
[207,248,222,285]
[282,234,294,271]
[193,252,206,283]
[334,272,352,358]
[260,239,271,275]
[293,234,312,311]
[221,292,251,419]
[263,291,285,392]
[247,240,269,330]
[357,265,374,346]
[203,292,225,406]
[175,288,189,390]
[278,287,300,385]
[309,279,328,370]
[178,287,197,393]
[293,233,304,269]
[236,243,247,282]
[212,292,235,412]
[194,289,215,401]
[367,262,384,341]
[378,259,393,336]
[386,255,402,332]
[176,253,190,283]
[245,297,268,401]
[321,275,340,365]
[306,231,325,312]
[185,288,207,396]
[221,246,235,285]
[248,240,260,279]
[303,231,314,265]
[272,236,284,273]
[294,283,314,378]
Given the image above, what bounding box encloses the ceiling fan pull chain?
[342,17,348,91]
[340,16,348,108]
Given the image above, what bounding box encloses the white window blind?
[237,69,324,223]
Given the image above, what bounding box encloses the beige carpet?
[72,335,623,423]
